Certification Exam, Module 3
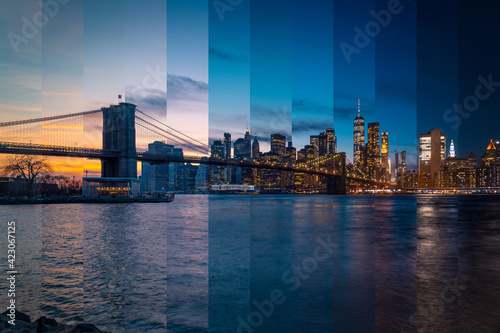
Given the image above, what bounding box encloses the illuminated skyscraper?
[305,145,315,162]
[297,148,306,163]
[210,140,225,185]
[367,122,380,180]
[326,128,337,154]
[271,133,286,156]
[381,132,389,180]
[481,140,500,166]
[310,135,319,158]
[449,140,456,158]
[286,141,296,161]
[211,140,225,159]
[353,98,365,165]
[419,129,446,182]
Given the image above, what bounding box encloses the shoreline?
[0,196,174,205]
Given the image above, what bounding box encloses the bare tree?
[2,155,52,196]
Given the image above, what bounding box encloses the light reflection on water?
[0,194,499,332]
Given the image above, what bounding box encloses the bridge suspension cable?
[135,116,208,154]
[135,121,207,155]
[0,109,102,128]
[136,109,210,149]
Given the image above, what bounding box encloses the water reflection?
[1,195,500,332]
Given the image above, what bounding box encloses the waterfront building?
[141,141,172,192]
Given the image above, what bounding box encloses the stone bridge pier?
[326,152,346,195]
[101,103,137,178]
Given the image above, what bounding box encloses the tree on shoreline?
[2,155,52,196]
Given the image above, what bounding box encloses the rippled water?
[1,195,499,332]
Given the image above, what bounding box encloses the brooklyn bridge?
[0,103,390,194]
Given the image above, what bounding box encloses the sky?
[0,0,499,176]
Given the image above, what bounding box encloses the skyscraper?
[305,145,315,162]
[211,140,225,185]
[326,128,337,154]
[310,135,319,158]
[481,140,500,166]
[244,129,251,158]
[318,132,328,157]
[252,134,260,159]
[223,133,232,183]
[141,141,172,192]
[211,140,225,159]
[271,133,286,156]
[234,138,248,159]
[401,150,406,169]
[449,140,456,158]
[367,122,380,180]
[223,133,231,159]
[419,129,446,182]
[353,98,365,165]
[381,132,389,180]
[286,141,296,161]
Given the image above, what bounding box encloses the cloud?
[126,87,166,116]
[167,74,208,102]
[126,74,208,116]
[209,47,249,63]
[334,106,356,119]
[292,119,333,133]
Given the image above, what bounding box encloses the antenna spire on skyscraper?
[358,97,361,117]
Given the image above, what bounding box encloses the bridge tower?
[101,103,137,178]
[326,152,346,194]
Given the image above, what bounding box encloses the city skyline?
[1,0,499,177]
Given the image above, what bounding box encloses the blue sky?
[1,0,499,174]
